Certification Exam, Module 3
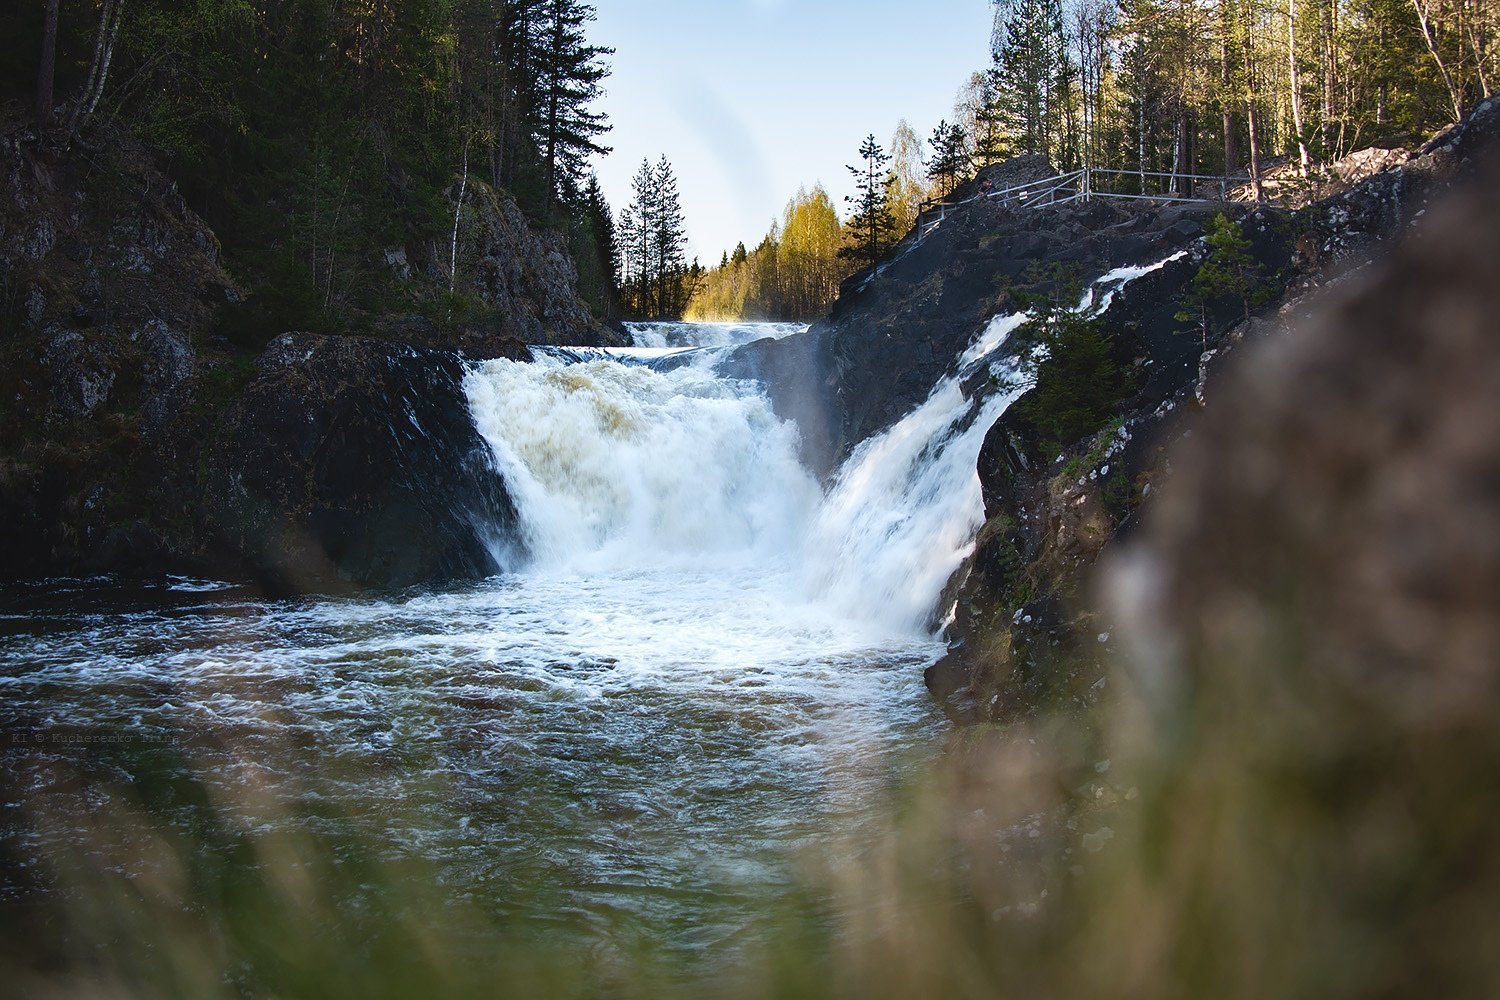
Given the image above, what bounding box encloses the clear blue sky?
[590,0,996,264]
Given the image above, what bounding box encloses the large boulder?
[723,192,1230,478]
[205,334,521,592]
[1085,149,1500,1000]
[396,177,625,348]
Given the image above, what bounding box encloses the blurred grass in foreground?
[7,660,1496,1000]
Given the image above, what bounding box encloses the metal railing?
[902,165,1265,255]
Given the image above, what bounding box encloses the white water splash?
[466,249,1179,632]
[803,376,1023,631]
[1078,250,1188,314]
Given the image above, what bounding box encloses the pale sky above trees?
[591,0,994,261]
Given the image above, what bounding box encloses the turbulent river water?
[0,317,1035,959]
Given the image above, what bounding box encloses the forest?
[3,0,1495,326]
[685,0,1495,321]
[2,0,621,338]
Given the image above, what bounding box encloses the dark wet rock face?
[1123,158,1500,724]
[1082,156,1500,1000]
[1,121,598,586]
[0,126,237,577]
[396,178,625,349]
[206,334,520,593]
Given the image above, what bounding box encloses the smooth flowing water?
[0,319,1029,959]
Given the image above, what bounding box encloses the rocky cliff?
[204,334,524,592]
[0,119,603,587]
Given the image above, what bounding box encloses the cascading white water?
[803,370,1023,631]
[463,317,1032,634]
[1,258,1189,959]
[466,250,1177,631]
[463,355,820,572]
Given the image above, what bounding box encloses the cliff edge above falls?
[0,120,601,587]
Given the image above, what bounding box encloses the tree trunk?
[1321,0,1337,157]
[1138,99,1147,194]
[1221,2,1240,177]
[450,132,471,296]
[1412,0,1465,122]
[1289,0,1311,176]
[1463,0,1493,98]
[35,0,60,125]
[66,0,126,146]
[1243,22,1265,202]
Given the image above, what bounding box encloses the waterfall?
[624,321,806,350]
[464,255,1179,632]
[463,355,820,572]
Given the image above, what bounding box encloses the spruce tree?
[620,158,657,315]
[989,0,1077,163]
[927,120,969,198]
[651,156,688,316]
[532,0,613,204]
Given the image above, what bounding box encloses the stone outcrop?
[393,177,625,348]
[204,334,521,592]
[1079,150,1500,1000]
[0,123,240,576]
[0,119,598,588]
[722,194,1231,478]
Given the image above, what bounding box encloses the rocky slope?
[722,161,1253,479]
[0,119,604,587]
[924,96,1499,722]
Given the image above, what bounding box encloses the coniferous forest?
[687,0,1495,320]
[2,0,622,335]
[5,1,1491,326]
[2,1,1499,996]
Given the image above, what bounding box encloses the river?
[0,319,1030,964]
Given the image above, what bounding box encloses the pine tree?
[840,134,896,269]
[1175,212,1269,347]
[927,120,970,198]
[989,0,1078,164]
[620,158,657,315]
[651,156,688,316]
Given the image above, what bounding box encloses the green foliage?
[0,0,619,334]
[926,119,969,198]
[988,0,1079,166]
[1013,289,1137,450]
[618,156,691,318]
[1176,212,1271,342]
[685,187,849,322]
